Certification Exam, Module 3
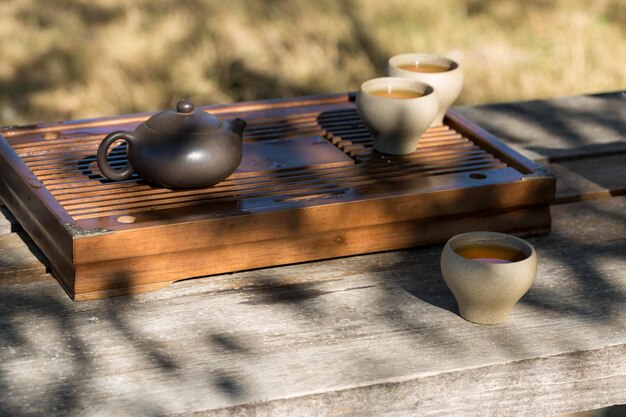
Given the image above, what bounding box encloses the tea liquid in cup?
[369,88,425,99]
[386,53,463,126]
[356,77,438,155]
[454,244,528,264]
[397,63,449,73]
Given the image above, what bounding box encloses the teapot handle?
[97,131,135,181]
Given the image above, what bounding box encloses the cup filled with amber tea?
[356,77,438,155]
[440,231,538,325]
[386,53,463,126]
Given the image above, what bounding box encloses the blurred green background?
[1,0,625,125]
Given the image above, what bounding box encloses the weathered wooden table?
[1,92,625,417]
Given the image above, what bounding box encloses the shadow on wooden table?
[1,197,625,416]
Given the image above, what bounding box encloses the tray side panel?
[73,204,551,300]
[0,134,76,293]
[445,110,542,175]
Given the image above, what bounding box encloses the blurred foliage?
[0,0,624,124]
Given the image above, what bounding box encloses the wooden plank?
[455,91,626,161]
[552,153,626,203]
[173,346,626,417]
[0,197,624,416]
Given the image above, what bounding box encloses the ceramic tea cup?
[386,53,463,126]
[440,231,537,325]
[356,77,438,155]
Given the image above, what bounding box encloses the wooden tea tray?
[0,93,555,300]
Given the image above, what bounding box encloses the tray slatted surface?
[0,93,555,300]
[8,99,504,223]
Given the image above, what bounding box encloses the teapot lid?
[145,99,222,134]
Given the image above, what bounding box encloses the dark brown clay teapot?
[97,99,246,189]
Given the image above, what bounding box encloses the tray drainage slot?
[469,173,488,180]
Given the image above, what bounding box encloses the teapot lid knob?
[176,99,195,114]
[146,98,222,133]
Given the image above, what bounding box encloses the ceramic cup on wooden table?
[440,231,538,325]
[386,53,463,126]
[356,77,438,155]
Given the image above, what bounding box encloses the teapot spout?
[226,117,247,137]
